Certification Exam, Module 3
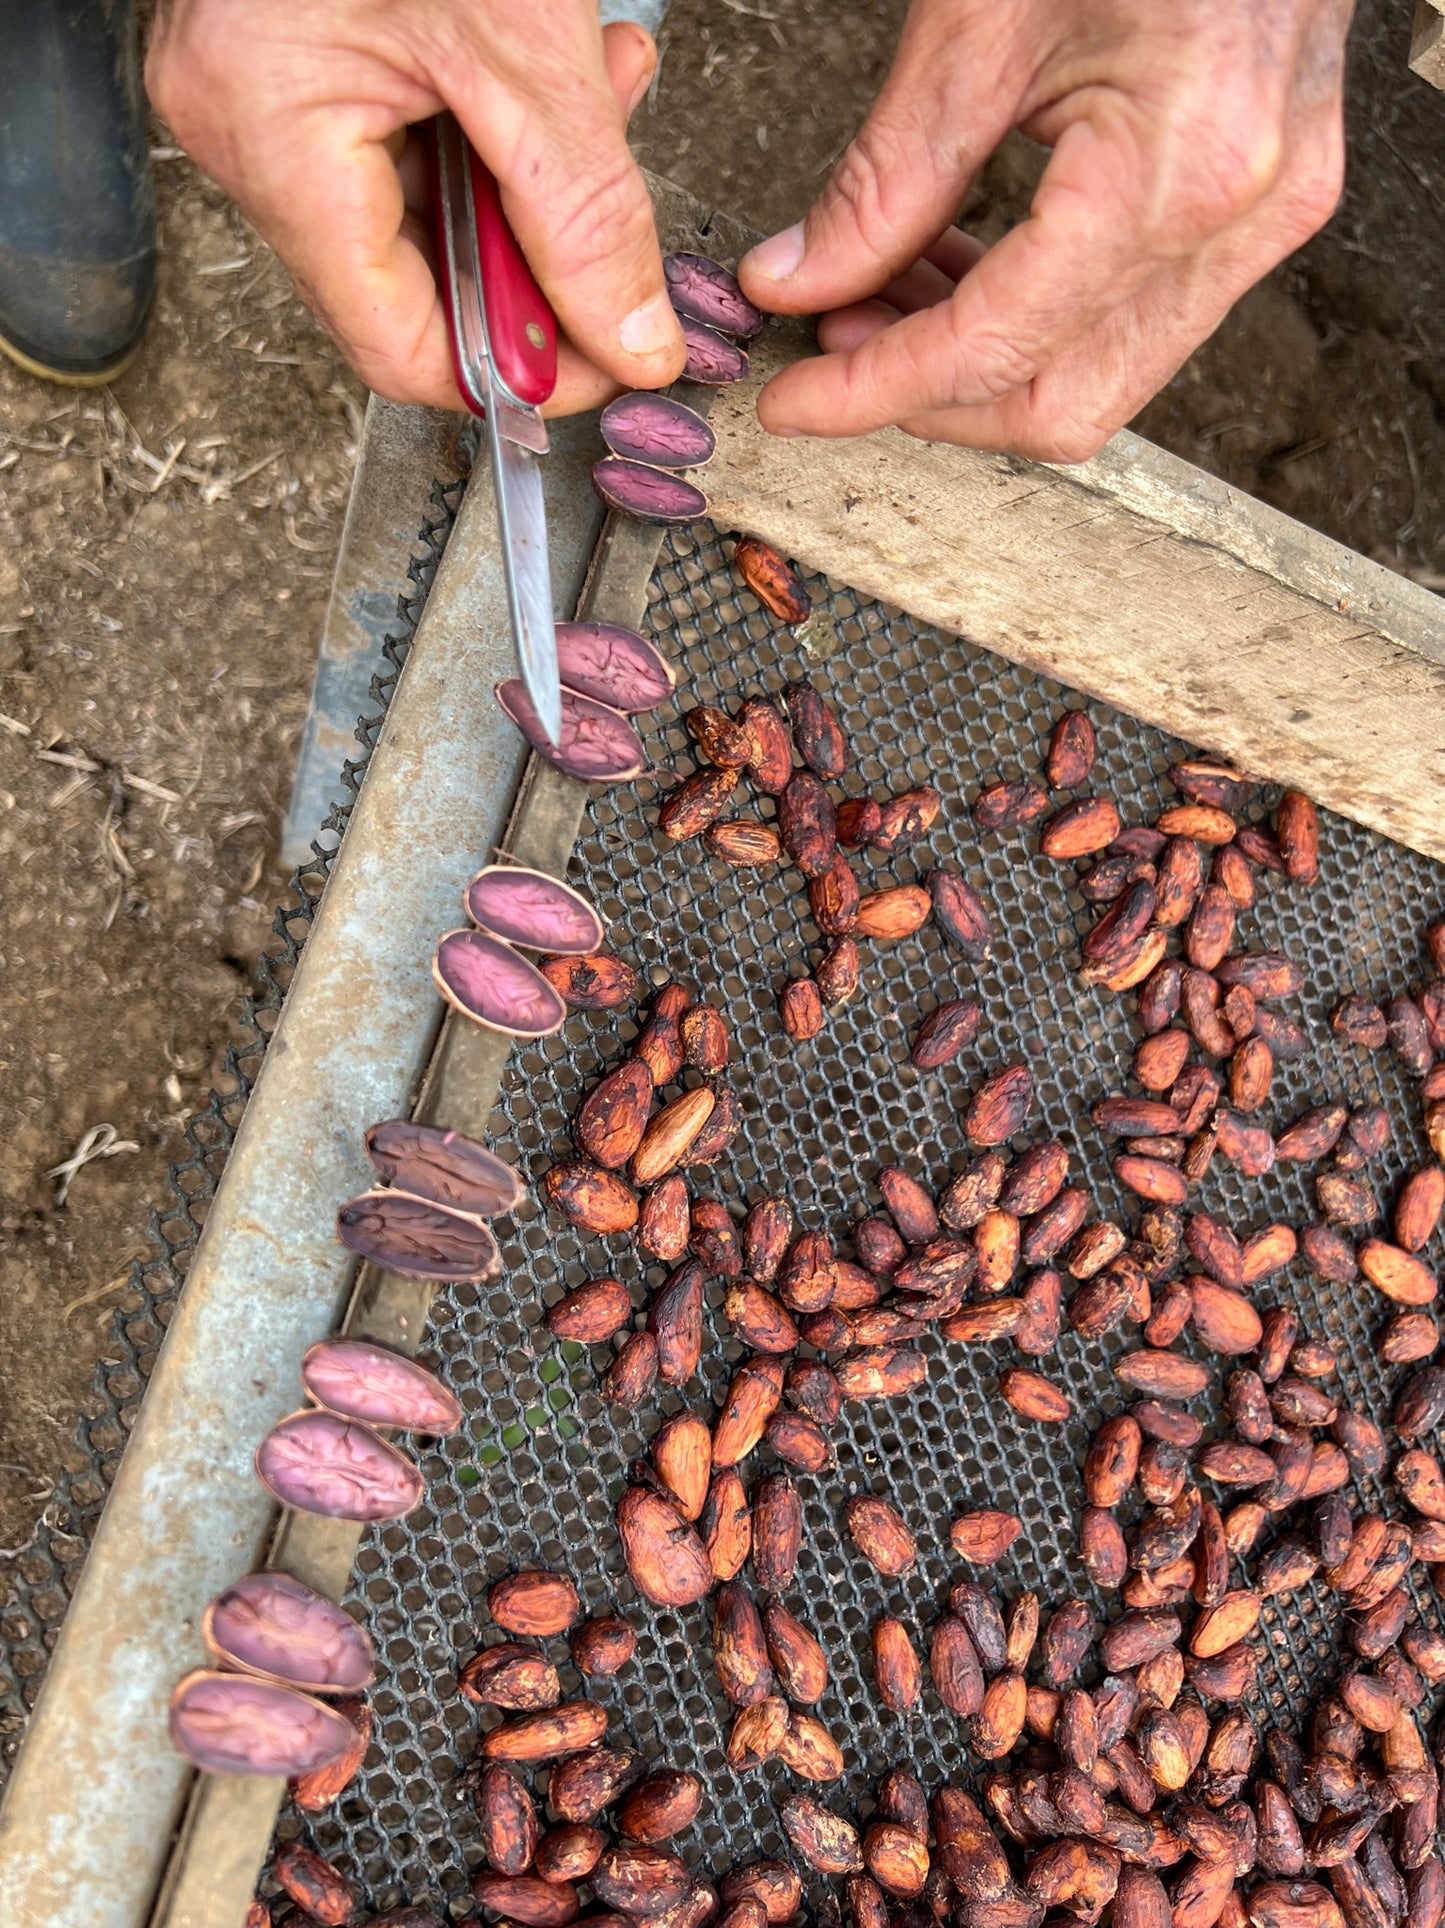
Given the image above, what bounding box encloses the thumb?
[738,4,1020,315]
[600,19,658,125]
[454,16,682,391]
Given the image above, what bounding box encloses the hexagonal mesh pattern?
[277,521,1443,1920]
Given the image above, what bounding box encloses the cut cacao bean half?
[433,927,568,1037]
[363,1119,526,1218]
[495,677,647,781]
[663,251,764,337]
[593,456,711,524]
[300,1338,462,1434]
[336,1189,502,1282]
[464,864,605,955]
[600,392,717,469]
[552,621,675,712]
[677,315,751,384]
[255,1409,424,1521]
[202,1570,376,1695]
[169,1669,356,1776]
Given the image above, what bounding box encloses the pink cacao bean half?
[255,1410,424,1521]
[202,1570,376,1694]
[494,678,647,781]
[301,1338,462,1433]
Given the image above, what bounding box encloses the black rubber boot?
[0,0,157,384]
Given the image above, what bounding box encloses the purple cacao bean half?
[465,863,605,955]
[678,317,749,385]
[336,1189,502,1281]
[364,1119,527,1218]
[202,1570,376,1694]
[554,621,675,713]
[663,251,763,338]
[592,457,710,526]
[255,1409,424,1521]
[600,392,716,470]
[494,678,647,782]
[302,1338,462,1434]
[434,927,568,1037]
[169,1668,356,1776]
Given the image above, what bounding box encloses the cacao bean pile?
[651,621,994,1050]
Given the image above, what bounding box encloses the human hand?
[739,0,1350,461]
[147,0,685,414]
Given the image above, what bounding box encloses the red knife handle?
[466,146,558,408]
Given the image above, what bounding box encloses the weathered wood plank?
[1411,0,1445,92]
[699,318,1445,862]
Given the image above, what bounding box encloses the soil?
[0,0,1442,1547]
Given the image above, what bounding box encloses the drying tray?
[271,521,1445,1918]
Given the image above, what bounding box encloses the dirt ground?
[0,0,1442,1548]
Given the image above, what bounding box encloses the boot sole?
[0,321,144,387]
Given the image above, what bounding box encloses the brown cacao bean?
[660,766,740,840]
[911,998,983,1069]
[1158,803,1237,845]
[477,1765,540,1876]
[871,1615,923,1711]
[931,1613,986,1716]
[780,1794,863,1876]
[739,698,793,796]
[846,1493,916,1575]
[930,868,996,960]
[546,1277,634,1344]
[704,818,784,867]
[712,1582,773,1706]
[999,1366,1071,1422]
[481,1701,610,1765]
[762,1599,828,1704]
[578,1060,655,1171]
[778,771,837,879]
[648,1257,704,1384]
[836,797,884,849]
[570,1617,636,1677]
[544,1160,639,1235]
[1042,797,1122,859]
[1047,710,1097,786]
[784,679,847,780]
[603,1329,659,1409]
[488,1570,580,1638]
[975,776,1053,830]
[752,1472,803,1590]
[854,883,932,940]
[460,1644,561,1712]
[724,1698,787,1773]
[719,1861,801,1924]
[834,1346,927,1398]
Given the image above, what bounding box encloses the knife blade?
[433,112,563,745]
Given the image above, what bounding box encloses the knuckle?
[534,142,653,286]
[821,122,916,259]
[1028,418,1111,465]
[1167,121,1284,241]
[951,317,1039,403]
[1279,134,1345,241]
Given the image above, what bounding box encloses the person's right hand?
[146,0,686,415]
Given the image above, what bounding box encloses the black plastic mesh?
[0,472,470,1780]
[267,521,1445,1920]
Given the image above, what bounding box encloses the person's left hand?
[738,0,1351,463]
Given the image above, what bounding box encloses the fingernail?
[744,221,805,284]
[619,290,679,359]
[626,65,654,116]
